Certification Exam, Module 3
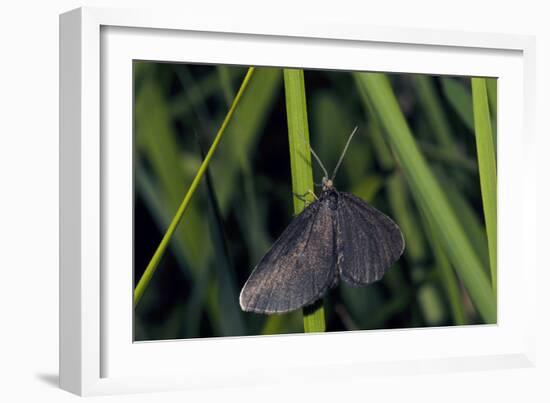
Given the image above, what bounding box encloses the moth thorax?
[322,177,333,191]
[327,191,339,210]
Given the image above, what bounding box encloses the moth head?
[322,177,333,191]
[308,126,359,190]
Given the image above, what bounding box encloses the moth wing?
[239,199,337,314]
[337,192,404,286]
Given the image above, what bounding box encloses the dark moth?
[239,129,405,314]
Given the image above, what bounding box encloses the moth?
[239,127,405,314]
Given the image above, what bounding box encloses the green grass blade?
[217,68,280,263]
[170,68,242,118]
[200,140,245,335]
[135,64,213,337]
[486,78,498,151]
[303,300,325,332]
[173,65,211,125]
[261,311,302,335]
[417,200,467,325]
[441,78,474,132]
[237,160,272,263]
[284,69,315,211]
[135,80,208,274]
[216,68,281,211]
[471,78,497,294]
[418,141,478,173]
[354,72,496,323]
[283,68,326,332]
[311,92,370,183]
[486,78,497,119]
[355,80,395,170]
[135,162,189,271]
[217,65,235,107]
[387,173,427,263]
[435,168,490,271]
[350,175,383,202]
[417,283,445,325]
[134,67,256,306]
[412,75,455,151]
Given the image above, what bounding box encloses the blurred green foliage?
[133,61,497,341]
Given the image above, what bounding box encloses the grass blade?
[435,168,490,271]
[216,68,281,211]
[217,65,235,107]
[355,80,395,171]
[354,72,496,323]
[311,92,370,183]
[134,67,256,306]
[387,173,427,263]
[237,161,272,263]
[206,68,281,267]
[417,199,467,325]
[418,141,478,174]
[412,75,455,151]
[199,137,245,335]
[170,68,242,118]
[135,78,208,275]
[486,78,497,113]
[350,175,383,202]
[135,162,189,272]
[471,78,497,293]
[283,68,326,332]
[441,78,474,132]
[486,78,498,151]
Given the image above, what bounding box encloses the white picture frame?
[59,6,537,396]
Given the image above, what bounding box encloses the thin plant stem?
[283,68,326,332]
[134,67,256,306]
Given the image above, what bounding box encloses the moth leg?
[293,192,309,206]
[293,190,318,205]
[307,189,318,200]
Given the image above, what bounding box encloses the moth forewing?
[239,197,337,314]
[336,192,405,286]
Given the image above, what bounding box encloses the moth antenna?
[308,143,329,179]
[302,136,328,178]
[331,126,358,181]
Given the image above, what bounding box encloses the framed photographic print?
[59,6,537,396]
